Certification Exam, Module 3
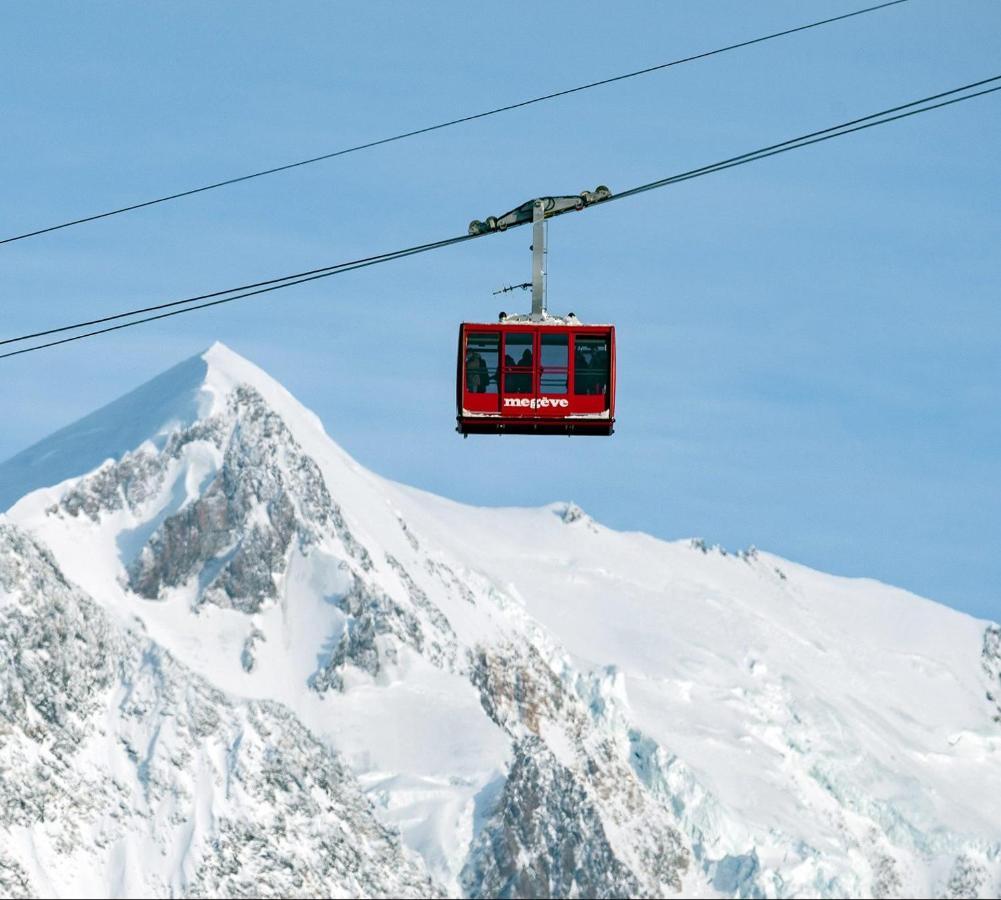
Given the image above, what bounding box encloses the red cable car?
[456,189,617,437]
[457,319,615,435]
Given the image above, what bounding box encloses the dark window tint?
[574,335,610,396]
[465,332,499,394]
[540,333,568,394]
[503,332,534,394]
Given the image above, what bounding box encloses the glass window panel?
[465,332,499,394]
[574,335,610,396]
[503,333,534,394]
[540,333,568,394]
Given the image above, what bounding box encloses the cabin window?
[574,335,610,396]
[503,333,534,394]
[539,333,569,394]
[465,332,499,394]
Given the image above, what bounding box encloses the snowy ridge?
[1,342,999,899]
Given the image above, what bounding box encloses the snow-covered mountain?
[1,342,998,899]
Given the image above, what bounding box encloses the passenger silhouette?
[503,352,519,393]
[592,347,609,395]
[517,349,533,393]
[466,351,486,392]
[574,346,592,394]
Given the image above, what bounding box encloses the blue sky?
[1,1,998,620]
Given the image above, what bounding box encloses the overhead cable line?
[0,235,477,347]
[0,0,911,247]
[611,74,1001,202]
[6,73,996,355]
[0,235,478,360]
[2,73,998,362]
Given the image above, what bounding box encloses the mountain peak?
[0,342,329,512]
[201,340,273,392]
[2,341,1000,898]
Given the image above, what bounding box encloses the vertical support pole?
[531,199,545,318]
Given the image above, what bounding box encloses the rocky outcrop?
[462,737,640,899]
[56,419,225,522]
[469,642,689,896]
[310,570,456,694]
[0,522,439,898]
[943,854,989,899]
[983,625,1001,723]
[127,386,366,610]
[50,386,373,614]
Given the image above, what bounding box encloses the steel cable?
[3,72,998,362]
[0,1,911,246]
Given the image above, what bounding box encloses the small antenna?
[492,282,531,296]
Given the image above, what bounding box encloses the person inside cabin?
[575,345,593,394]
[592,346,609,395]
[465,350,477,391]
[466,350,488,393]
[475,352,489,392]
[517,348,533,393]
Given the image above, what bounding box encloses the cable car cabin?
[456,320,615,436]
[458,187,618,436]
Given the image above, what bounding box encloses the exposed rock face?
[0,523,439,898]
[0,857,32,899]
[386,551,458,666]
[462,737,640,899]
[984,625,1001,723]
[310,578,402,693]
[943,854,990,900]
[53,386,370,613]
[469,643,689,897]
[126,386,361,610]
[471,642,568,736]
[56,419,225,522]
[310,567,458,694]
